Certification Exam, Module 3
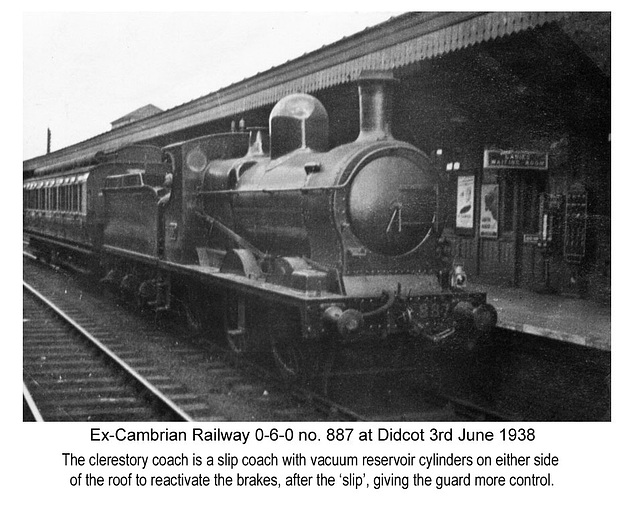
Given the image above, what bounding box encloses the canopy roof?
[24,12,609,175]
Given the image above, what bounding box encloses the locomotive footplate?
[157,261,496,344]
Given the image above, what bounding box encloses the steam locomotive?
[23,70,496,380]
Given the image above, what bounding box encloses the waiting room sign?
[483,150,548,170]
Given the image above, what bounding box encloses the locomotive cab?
[162,133,250,264]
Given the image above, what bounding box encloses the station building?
[23,12,611,303]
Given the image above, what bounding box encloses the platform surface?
[470,283,611,350]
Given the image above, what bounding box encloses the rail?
[23,382,44,422]
[23,281,193,422]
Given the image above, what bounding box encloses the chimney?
[356,70,398,142]
[46,128,51,154]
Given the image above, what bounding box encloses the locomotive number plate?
[417,300,451,320]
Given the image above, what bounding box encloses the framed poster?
[456,175,475,231]
[480,183,499,238]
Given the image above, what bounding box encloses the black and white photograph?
[12,6,635,513]
[22,10,611,423]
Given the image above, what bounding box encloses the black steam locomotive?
[23,71,496,379]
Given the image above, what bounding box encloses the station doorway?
[477,168,547,288]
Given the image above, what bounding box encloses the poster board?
[455,175,475,233]
[480,183,499,238]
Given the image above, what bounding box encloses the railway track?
[22,254,372,422]
[23,382,44,421]
[23,282,194,421]
[23,250,512,422]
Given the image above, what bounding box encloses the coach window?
[81,182,87,214]
[123,174,142,187]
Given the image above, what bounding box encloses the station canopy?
[24,12,609,176]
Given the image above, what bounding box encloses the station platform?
[470,282,611,351]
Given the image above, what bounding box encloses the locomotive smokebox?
[356,70,398,141]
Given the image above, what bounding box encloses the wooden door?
[515,173,546,287]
